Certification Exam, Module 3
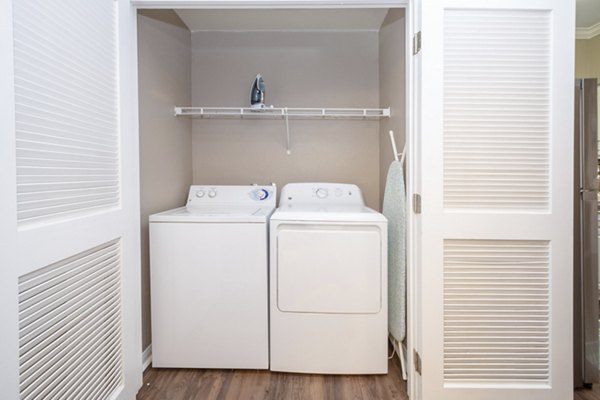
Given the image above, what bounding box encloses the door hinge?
[414,349,422,375]
[413,193,421,214]
[413,31,422,55]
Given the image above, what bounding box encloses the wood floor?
[576,386,600,400]
[137,354,408,400]
[137,356,600,400]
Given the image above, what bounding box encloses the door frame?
[129,0,420,397]
[0,0,19,398]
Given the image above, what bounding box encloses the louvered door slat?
[69,350,122,400]
[13,0,119,225]
[18,240,122,400]
[20,303,120,393]
[443,9,550,211]
[19,262,119,336]
[19,275,119,358]
[22,320,120,400]
[18,133,117,151]
[20,302,120,379]
[443,240,550,385]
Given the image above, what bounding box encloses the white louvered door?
[418,1,574,399]
[0,0,141,399]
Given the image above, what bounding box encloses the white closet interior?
[137,6,408,373]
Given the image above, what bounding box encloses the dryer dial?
[315,188,329,199]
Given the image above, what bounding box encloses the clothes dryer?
[270,183,387,374]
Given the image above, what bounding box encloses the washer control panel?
[279,183,364,206]
[252,188,271,201]
[186,185,276,209]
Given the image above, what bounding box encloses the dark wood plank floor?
[137,354,408,400]
[576,386,600,400]
[137,356,600,400]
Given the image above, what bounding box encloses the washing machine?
[270,183,388,374]
[149,184,275,369]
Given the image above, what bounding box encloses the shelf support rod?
[284,107,291,155]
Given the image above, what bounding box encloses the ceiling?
[173,5,600,36]
[174,9,390,32]
[577,0,600,28]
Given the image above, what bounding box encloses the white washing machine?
[149,184,275,369]
[270,183,388,374]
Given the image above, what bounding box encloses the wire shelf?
[174,106,390,120]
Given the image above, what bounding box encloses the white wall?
[138,13,192,350]
[379,9,406,208]
[576,35,600,79]
[190,31,382,209]
[136,11,407,350]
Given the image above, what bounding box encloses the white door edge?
[406,1,421,399]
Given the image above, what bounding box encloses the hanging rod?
[174,106,391,120]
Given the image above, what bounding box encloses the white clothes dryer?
[149,185,275,369]
[269,183,388,374]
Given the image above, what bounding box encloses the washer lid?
[149,205,274,223]
[271,204,386,223]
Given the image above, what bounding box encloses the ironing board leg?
[398,340,408,381]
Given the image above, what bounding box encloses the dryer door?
[276,224,382,314]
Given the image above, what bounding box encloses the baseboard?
[142,344,152,371]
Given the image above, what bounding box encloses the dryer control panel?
[279,183,364,206]
[186,184,276,210]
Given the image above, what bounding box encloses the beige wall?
[378,9,406,208]
[190,31,382,209]
[138,14,192,350]
[576,35,600,79]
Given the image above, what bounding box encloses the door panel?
[442,9,551,211]
[0,0,141,398]
[12,0,120,225]
[419,1,574,399]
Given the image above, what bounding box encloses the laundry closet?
[137,2,408,371]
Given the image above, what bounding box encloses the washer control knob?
[208,189,217,198]
[255,189,269,200]
[315,188,329,199]
[195,190,206,198]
